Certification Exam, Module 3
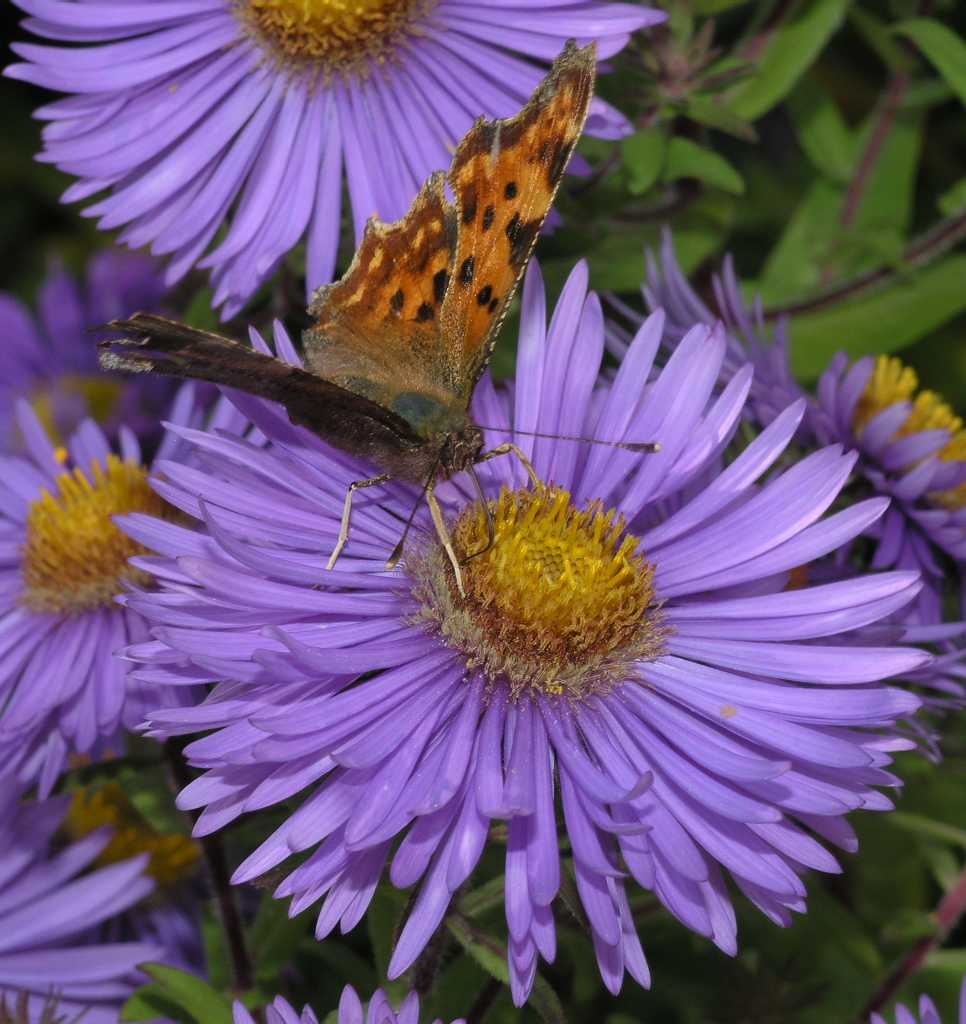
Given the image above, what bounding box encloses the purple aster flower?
[126,260,928,1005]
[812,352,966,622]
[0,385,246,795]
[608,228,807,436]
[232,984,465,1024]
[6,2,665,319]
[0,793,165,1023]
[870,973,966,1024]
[0,248,174,450]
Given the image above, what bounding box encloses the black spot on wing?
[482,205,495,231]
[390,289,404,314]
[505,181,518,199]
[459,257,475,285]
[433,268,449,305]
[549,139,573,185]
[477,285,492,306]
[462,189,478,225]
[507,217,541,268]
[488,297,499,314]
[415,302,434,322]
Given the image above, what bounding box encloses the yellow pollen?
[31,375,125,447]
[21,454,169,615]
[240,0,431,75]
[853,355,966,509]
[66,784,200,888]
[412,485,666,701]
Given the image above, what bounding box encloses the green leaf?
[895,18,966,109]
[303,939,377,997]
[761,95,922,302]
[928,950,966,971]
[759,178,845,304]
[848,8,915,73]
[888,811,966,850]
[787,75,855,183]
[693,0,754,11]
[460,874,507,919]
[939,176,966,216]
[685,95,759,141]
[663,136,744,195]
[727,0,849,119]
[787,255,966,378]
[123,965,233,1024]
[848,105,923,245]
[446,914,567,1024]
[122,985,193,1023]
[367,885,405,978]
[620,128,666,196]
[248,892,313,983]
[182,288,220,333]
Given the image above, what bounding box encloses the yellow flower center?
[853,355,966,509]
[240,0,431,75]
[21,455,169,615]
[31,374,124,445]
[412,485,666,701]
[66,784,200,888]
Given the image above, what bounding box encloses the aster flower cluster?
[126,261,930,1003]
[2,2,966,1022]
[0,249,173,450]
[233,986,465,1024]
[870,974,966,1024]
[6,0,663,317]
[0,788,199,1023]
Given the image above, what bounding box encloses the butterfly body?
[99,41,597,591]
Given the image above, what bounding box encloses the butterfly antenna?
[385,455,442,571]
[474,425,660,453]
[461,464,496,563]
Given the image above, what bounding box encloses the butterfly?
[99,41,598,595]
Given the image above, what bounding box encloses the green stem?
[163,740,254,993]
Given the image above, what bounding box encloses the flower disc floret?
[67,784,200,888]
[854,355,966,509]
[21,455,168,615]
[242,0,431,74]
[414,484,664,699]
[7,1,663,317]
[0,396,221,795]
[129,264,930,1007]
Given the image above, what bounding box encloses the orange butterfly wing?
[303,171,460,409]
[440,40,596,398]
[302,41,596,418]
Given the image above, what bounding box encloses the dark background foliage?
[2,1,966,1021]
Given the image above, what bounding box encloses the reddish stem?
[858,861,966,1021]
[840,72,910,230]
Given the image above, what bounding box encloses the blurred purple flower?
[233,984,465,1024]
[813,353,966,622]
[608,228,807,435]
[870,973,966,1024]
[0,249,174,450]
[0,794,161,1023]
[6,1,665,318]
[617,231,966,624]
[126,261,927,1005]
[0,386,237,794]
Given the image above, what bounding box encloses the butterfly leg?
[426,481,466,598]
[327,474,391,571]
[477,443,541,489]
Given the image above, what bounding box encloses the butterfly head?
[437,420,485,479]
